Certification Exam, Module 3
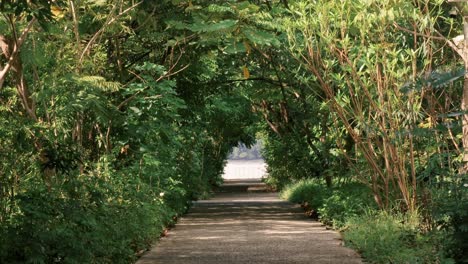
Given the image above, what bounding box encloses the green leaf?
[129,106,141,114]
[166,20,189,30]
[207,4,235,14]
[223,42,247,54]
[401,67,464,93]
[242,28,280,47]
[188,19,237,33]
[72,75,122,92]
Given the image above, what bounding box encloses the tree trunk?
[462,15,468,173]
[320,111,332,187]
[462,59,468,173]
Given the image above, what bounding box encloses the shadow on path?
[136,179,362,264]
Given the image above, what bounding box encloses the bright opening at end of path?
[223,141,267,180]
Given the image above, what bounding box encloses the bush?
[318,183,375,228]
[281,180,374,228]
[344,211,455,264]
[281,180,456,263]
[262,135,324,190]
[430,180,468,263]
[281,179,330,209]
[0,173,186,264]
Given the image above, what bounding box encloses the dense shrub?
[318,183,375,228]
[430,180,468,263]
[344,212,454,264]
[281,180,456,263]
[263,135,324,190]
[0,173,186,263]
[280,179,331,211]
[281,180,375,228]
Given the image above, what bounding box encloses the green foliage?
[318,183,376,228]
[281,180,375,228]
[282,180,456,263]
[401,67,465,93]
[263,135,322,189]
[345,212,455,264]
[0,0,63,23]
[0,171,182,263]
[430,178,468,263]
[257,0,465,259]
[0,1,259,262]
[281,179,331,209]
[188,19,238,33]
[1,0,467,262]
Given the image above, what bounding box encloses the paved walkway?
[136,180,362,264]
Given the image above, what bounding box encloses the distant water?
[222,159,267,180]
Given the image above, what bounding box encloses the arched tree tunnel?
[0,1,466,263]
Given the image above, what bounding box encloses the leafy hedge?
[281,180,375,228]
[281,180,457,263]
[0,168,190,263]
[345,212,454,264]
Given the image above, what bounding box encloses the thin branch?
[431,27,465,58]
[117,64,190,110]
[444,37,465,58]
[69,0,82,72]
[126,69,146,83]
[163,63,190,79]
[79,1,142,65]
[204,77,281,86]
[393,22,446,41]
[0,17,37,89]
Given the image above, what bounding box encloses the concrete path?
[136,180,362,264]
